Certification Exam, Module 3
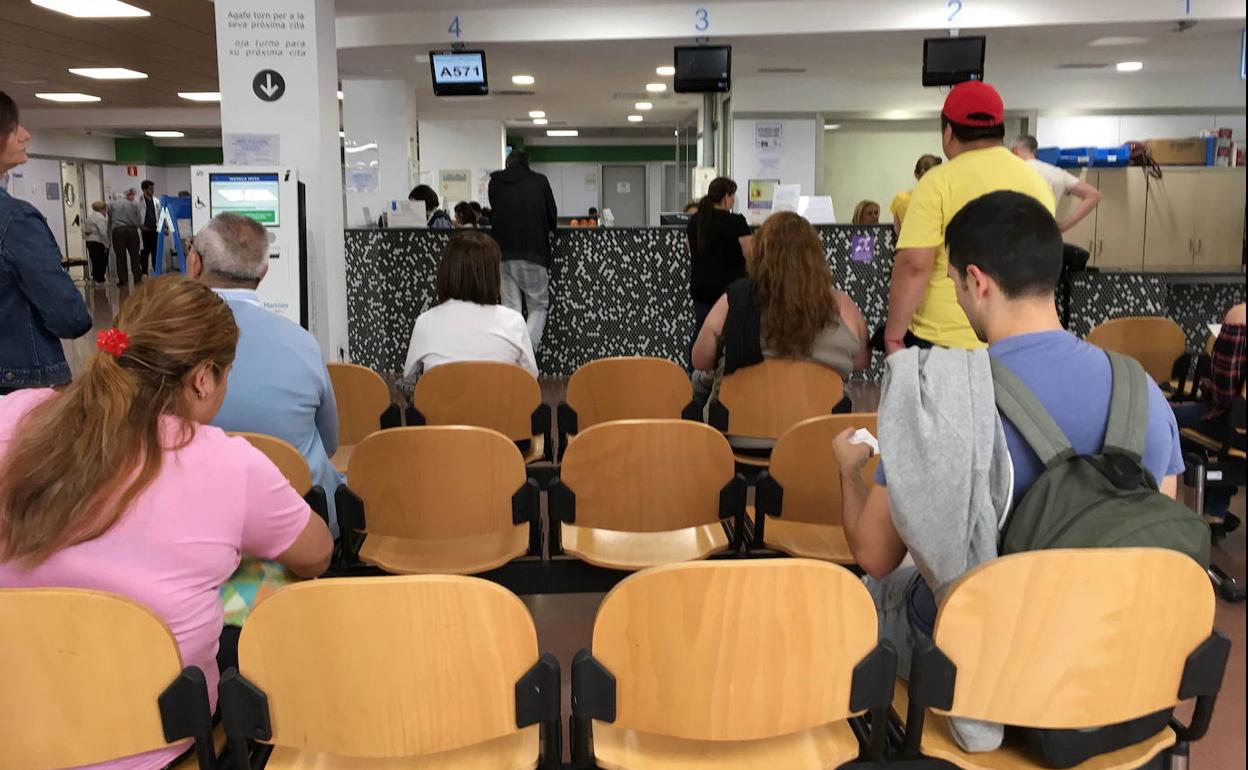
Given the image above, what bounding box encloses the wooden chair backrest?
[718,359,845,439]
[593,559,878,741]
[412,362,541,441]
[560,419,735,531]
[328,363,392,446]
[769,414,880,525]
[566,357,692,429]
[1086,317,1186,383]
[348,426,525,539]
[230,432,313,495]
[240,575,539,757]
[933,548,1214,729]
[0,588,186,768]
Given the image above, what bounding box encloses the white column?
[214,0,348,357]
[342,79,418,227]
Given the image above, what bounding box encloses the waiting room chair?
[556,356,699,460]
[1087,317,1187,385]
[1181,387,1247,602]
[0,588,217,770]
[570,559,896,769]
[230,431,330,526]
[708,359,846,470]
[752,414,880,562]
[220,575,561,770]
[548,419,746,571]
[409,361,553,464]
[326,362,401,474]
[335,426,541,574]
[894,548,1229,770]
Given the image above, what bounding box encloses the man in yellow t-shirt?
[884,81,1055,352]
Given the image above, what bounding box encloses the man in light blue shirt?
[188,212,343,534]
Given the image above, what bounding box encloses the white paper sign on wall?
[616,181,631,194]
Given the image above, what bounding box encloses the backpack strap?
[990,357,1077,469]
[1103,351,1149,462]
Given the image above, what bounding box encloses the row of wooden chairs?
[2,551,1228,770]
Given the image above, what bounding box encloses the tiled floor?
[66,282,1247,767]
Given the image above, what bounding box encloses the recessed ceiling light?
[1089,36,1150,47]
[533,118,548,126]
[656,66,676,76]
[339,131,346,138]
[31,0,149,17]
[528,110,546,118]
[145,130,184,138]
[69,67,147,80]
[178,91,221,102]
[627,115,644,123]
[512,75,535,86]
[645,83,667,93]
[1116,61,1144,72]
[635,101,653,111]
[35,92,101,103]
[337,90,344,100]
[824,124,842,130]
[547,129,578,137]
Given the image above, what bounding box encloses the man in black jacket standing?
[488,150,557,353]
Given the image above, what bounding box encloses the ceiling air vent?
[758,67,807,74]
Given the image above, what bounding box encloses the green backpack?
[991,351,1210,567]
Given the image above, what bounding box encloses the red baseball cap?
[942,81,1004,127]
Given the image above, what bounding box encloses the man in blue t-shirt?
[832,190,1185,748]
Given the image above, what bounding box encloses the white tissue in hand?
[848,428,879,455]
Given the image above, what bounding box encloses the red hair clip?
[96,328,130,357]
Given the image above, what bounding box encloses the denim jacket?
[0,185,93,389]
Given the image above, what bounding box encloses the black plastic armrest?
[900,636,956,759]
[513,478,542,556]
[547,476,574,555]
[707,399,729,432]
[718,474,747,548]
[1172,631,1232,743]
[220,668,271,770]
[556,402,576,462]
[680,399,703,422]
[531,403,554,462]
[158,666,215,770]
[849,641,899,761]
[516,652,562,769]
[753,471,783,548]
[406,405,426,427]
[379,401,402,430]
[570,649,615,769]
[334,486,366,565]
[303,486,330,527]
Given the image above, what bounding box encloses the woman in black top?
[686,177,753,361]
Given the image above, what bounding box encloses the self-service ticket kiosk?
[190,166,307,328]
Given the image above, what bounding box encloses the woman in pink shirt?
[0,275,333,770]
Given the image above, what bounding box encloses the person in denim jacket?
[0,91,92,395]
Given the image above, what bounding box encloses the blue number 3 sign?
[695,7,709,32]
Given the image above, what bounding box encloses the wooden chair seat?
[560,521,729,571]
[892,679,1175,770]
[591,719,860,770]
[1180,428,1247,459]
[331,444,355,474]
[733,452,771,468]
[169,724,226,770]
[261,725,540,770]
[757,514,853,563]
[358,525,530,575]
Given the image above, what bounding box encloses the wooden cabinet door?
[1094,168,1147,270]
[1144,168,1200,271]
[1059,169,1097,257]
[1192,168,1245,270]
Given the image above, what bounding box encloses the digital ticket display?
[430,50,489,96]
[208,172,281,226]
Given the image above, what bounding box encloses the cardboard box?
[1146,137,1214,166]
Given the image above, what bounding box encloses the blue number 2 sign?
[947,0,963,22]
[448,15,462,38]
[694,7,709,32]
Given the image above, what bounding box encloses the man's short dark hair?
[507,149,530,168]
[946,191,1063,298]
[408,184,439,212]
[941,114,1005,143]
[437,231,502,305]
[1015,134,1039,153]
[141,180,154,191]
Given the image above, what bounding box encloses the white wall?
[531,162,598,218]
[730,117,819,215]
[5,157,67,256]
[26,131,115,162]
[343,79,418,227]
[416,119,505,213]
[1036,113,1247,147]
[164,167,192,196]
[103,164,145,200]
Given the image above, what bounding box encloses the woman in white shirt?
[403,231,538,384]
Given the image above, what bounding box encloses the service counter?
[344,226,1242,379]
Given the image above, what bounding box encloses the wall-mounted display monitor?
[430,49,489,96]
[674,45,732,93]
[922,36,986,87]
[208,172,281,226]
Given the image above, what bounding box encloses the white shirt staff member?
[1011,135,1102,234]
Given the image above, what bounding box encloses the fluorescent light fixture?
[627,114,643,122]
[528,110,546,118]
[512,74,536,86]
[1089,36,1150,47]
[546,129,578,137]
[645,82,667,93]
[634,101,653,110]
[178,91,221,102]
[32,0,149,17]
[1116,61,1144,72]
[824,123,842,130]
[656,65,676,76]
[145,130,184,138]
[69,67,147,80]
[345,142,378,154]
[533,118,548,126]
[35,92,101,102]
[337,90,344,100]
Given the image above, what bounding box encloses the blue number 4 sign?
[448,15,462,38]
